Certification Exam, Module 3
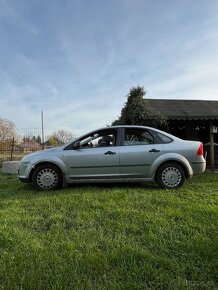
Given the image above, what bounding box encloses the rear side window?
[156,132,173,144]
[124,128,154,145]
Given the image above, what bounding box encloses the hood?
[21,146,63,162]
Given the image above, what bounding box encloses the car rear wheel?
[32,164,62,190]
[156,163,185,189]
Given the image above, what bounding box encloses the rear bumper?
[191,161,206,175]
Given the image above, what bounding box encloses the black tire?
[156,162,185,189]
[32,164,62,190]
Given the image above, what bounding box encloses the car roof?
[63,125,181,147]
[82,125,180,140]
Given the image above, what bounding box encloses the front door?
[67,128,120,179]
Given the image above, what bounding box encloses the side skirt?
[68,177,154,184]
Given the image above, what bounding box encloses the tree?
[112,85,167,128]
[47,129,74,146]
[0,117,17,141]
[47,136,59,147]
[112,86,148,125]
[36,135,42,144]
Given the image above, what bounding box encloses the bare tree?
[0,117,17,141]
[48,129,74,145]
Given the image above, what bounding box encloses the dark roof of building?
[146,99,218,120]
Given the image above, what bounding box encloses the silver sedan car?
[18,126,206,190]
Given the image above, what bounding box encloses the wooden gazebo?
[146,99,218,170]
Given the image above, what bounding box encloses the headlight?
[20,155,32,164]
[22,161,31,164]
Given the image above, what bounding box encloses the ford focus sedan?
[18,126,206,190]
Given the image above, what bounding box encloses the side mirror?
[73,141,81,149]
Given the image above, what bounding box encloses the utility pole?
[210,121,215,172]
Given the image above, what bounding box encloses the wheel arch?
[29,161,64,182]
[154,160,189,182]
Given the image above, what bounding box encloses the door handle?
[149,149,160,153]
[104,151,116,155]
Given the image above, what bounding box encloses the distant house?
[145,99,218,169]
[18,140,41,153]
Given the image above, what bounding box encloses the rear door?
[119,128,163,178]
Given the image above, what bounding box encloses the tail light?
[197,143,203,157]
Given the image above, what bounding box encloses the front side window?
[80,129,117,148]
[124,128,154,145]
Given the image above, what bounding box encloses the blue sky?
[0,0,218,136]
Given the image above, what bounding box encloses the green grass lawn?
[0,173,217,290]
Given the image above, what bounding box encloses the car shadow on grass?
[66,181,159,190]
[0,173,160,201]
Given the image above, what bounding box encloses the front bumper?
[19,177,30,183]
[18,162,34,182]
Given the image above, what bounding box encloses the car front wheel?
[32,164,62,190]
[156,163,185,189]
